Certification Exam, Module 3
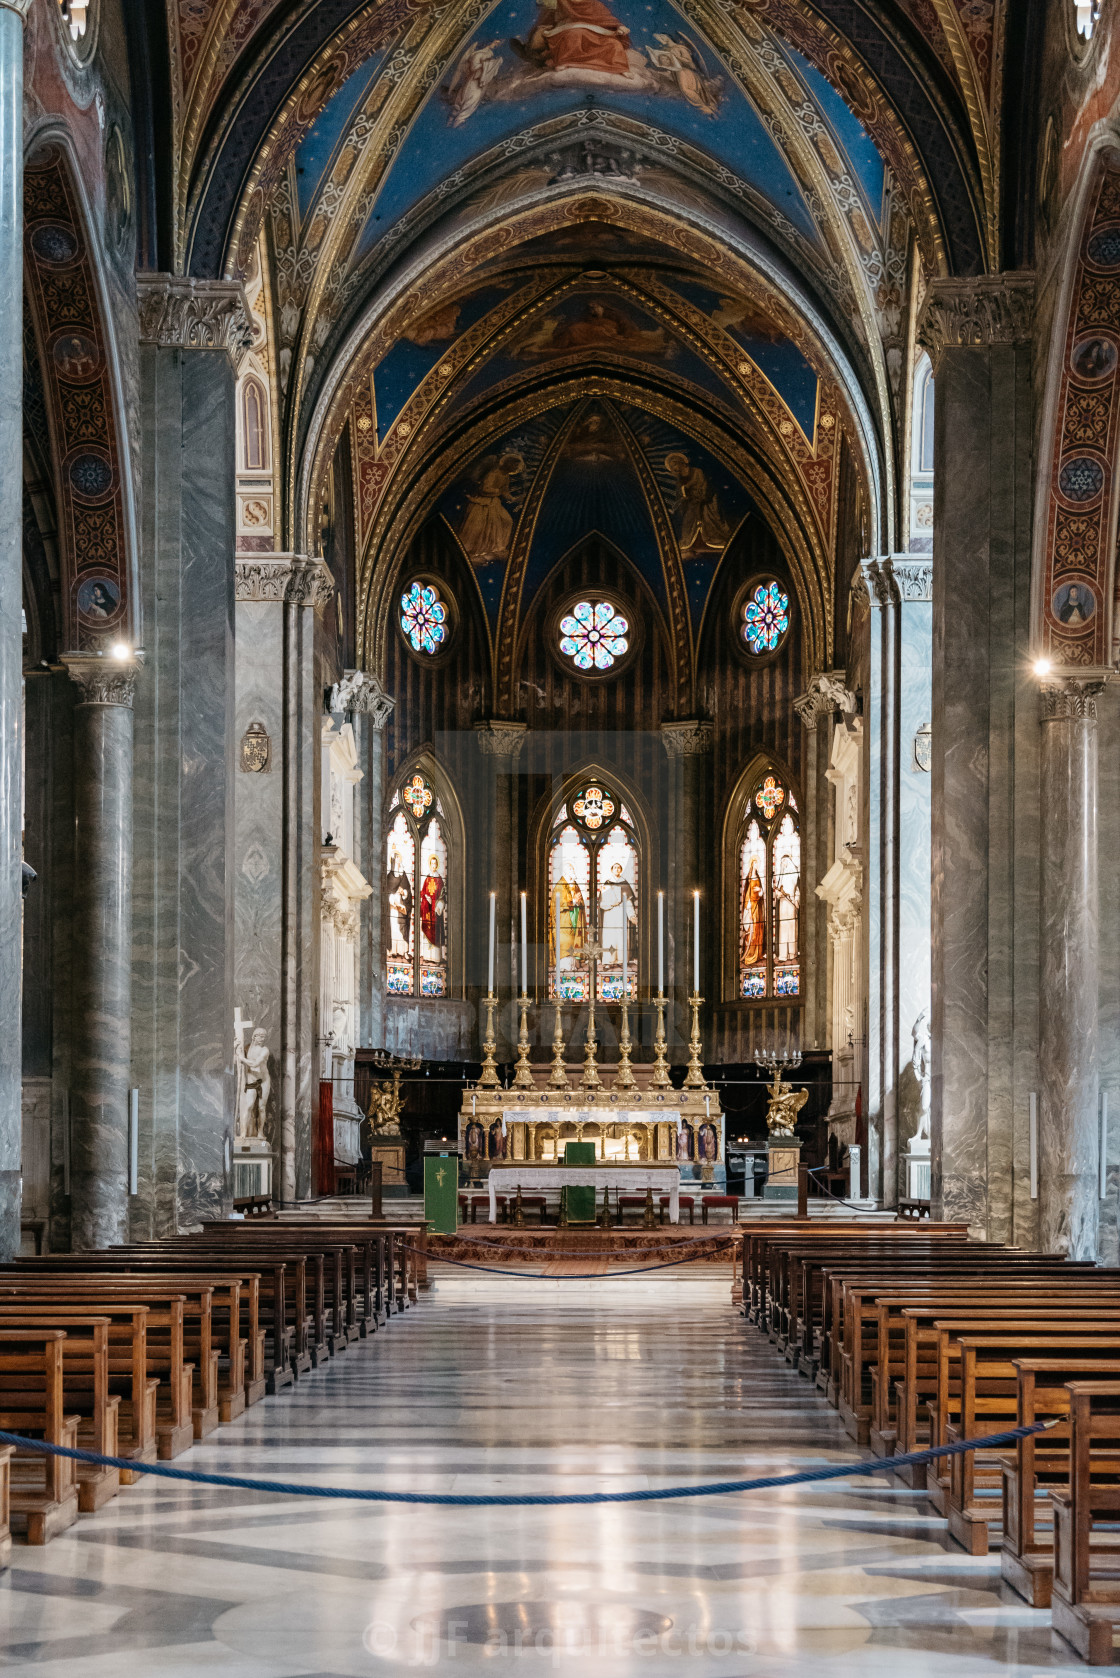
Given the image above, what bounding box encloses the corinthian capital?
[795,670,857,730]
[1040,669,1111,722]
[137,274,254,368]
[329,669,395,728]
[235,554,334,610]
[917,274,1035,372]
[475,720,528,759]
[660,719,713,758]
[62,654,139,708]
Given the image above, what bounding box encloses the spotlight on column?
[1033,657,1052,678]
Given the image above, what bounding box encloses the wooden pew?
[866,1286,1120,1456]
[944,1335,1120,1556]
[1001,1356,1120,1608]
[1050,1381,1120,1665]
[0,1329,80,1543]
[0,1310,118,1512]
[0,1280,194,1458]
[0,1295,154,1471]
[18,1257,257,1421]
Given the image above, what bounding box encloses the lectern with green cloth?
[423,1141,459,1233]
[564,1141,596,1222]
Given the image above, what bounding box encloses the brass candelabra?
[513,993,534,1088]
[685,992,706,1088]
[479,991,499,1087]
[651,992,671,1087]
[615,982,636,1090]
[548,996,569,1088]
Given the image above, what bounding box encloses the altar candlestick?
[621,903,628,996]
[487,892,496,994]
[520,891,528,994]
[657,891,664,995]
[693,890,700,993]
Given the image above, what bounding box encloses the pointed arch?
[721,753,803,1006]
[383,751,465,1000]
[528,763,654,1003]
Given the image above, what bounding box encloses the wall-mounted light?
[111,642,131,661]
[1033,657,1052,678]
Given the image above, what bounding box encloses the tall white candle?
[657,891,664,995]
[487,892,496,995]
[693,890,700,994]
[520,891,528,996]
[621,904,628,999]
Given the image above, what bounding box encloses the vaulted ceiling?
[135,0,1018,658]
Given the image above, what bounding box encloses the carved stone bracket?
[660,719,714,758]
[1040,672,1111,722]
[61,655,139,708]
[917,274,1035,373]
[795,670,857,731]
[329,669,395,729]
[137,273,254,368]
[235,554,334,610]
[475,720,528,758]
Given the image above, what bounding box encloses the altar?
[488,1165,681,1223]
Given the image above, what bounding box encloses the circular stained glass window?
[400,581,449,655]
[741,581,790,656]
[559,599,629,672]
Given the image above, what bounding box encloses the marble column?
[919,274,1037,1242]
[234,555,333,1205]
[794,672,857,1052]
[660,721,712,1053]
[475,722,527,1052]
[132,276,248,1234]
[0,0,31,1258]
[62,658,139,1250]
[856,561,891,1203]
[330,671,395,1051]
[1039,678,1105,1258]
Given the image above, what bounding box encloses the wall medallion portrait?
[52,332,100,380]
[1071,335,1118,381]
[105,126,132,252]
[75,575,121,622]
[1052,580,1096,626]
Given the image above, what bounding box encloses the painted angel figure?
[446,39,503,126]
[647,33,722,115]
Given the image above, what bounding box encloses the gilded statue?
[764,1067,809,1137]
[366,1070,405,1137]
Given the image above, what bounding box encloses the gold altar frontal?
[459,1068,723,1169]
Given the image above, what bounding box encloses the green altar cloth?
[564,1141,597,1222]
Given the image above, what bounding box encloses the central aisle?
[0,1272,1080,1674]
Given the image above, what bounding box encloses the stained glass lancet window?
[736,769,800,999]
[400,581,449,655]
[385,773,449,997]
[740,581,790,655]
[548,782,639,1001]
[559,599,629,671]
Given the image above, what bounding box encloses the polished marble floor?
[0,1270,1092,1675]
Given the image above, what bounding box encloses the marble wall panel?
[896,599,932,1174]
[385,998,475,1061]
[132,344,235,1236]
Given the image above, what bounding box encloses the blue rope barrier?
[0,1418,1056,1507]
[406,1243,731,1278]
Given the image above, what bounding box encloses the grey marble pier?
[0,0,30,1258]
[62,657,138,1250]
[1039,678,1105,1258]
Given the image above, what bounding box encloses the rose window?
[400,581,449,654]
[741,581,790,655]
[558,599,629,671]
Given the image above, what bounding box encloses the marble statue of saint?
[911,1011,931,1143]
[235,1027,271,1140]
